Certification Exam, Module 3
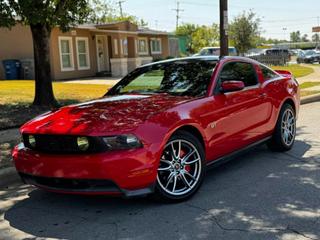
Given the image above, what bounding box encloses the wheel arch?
[170,124,207,157]
[282,98,296,115]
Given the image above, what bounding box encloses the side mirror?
[220,81,245,93]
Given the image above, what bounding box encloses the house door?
[96,36,109,72]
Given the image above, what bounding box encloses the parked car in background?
[297,50,320,64]
[264,48,291,61]
[194,47,238,56]
[289,49,301,56]
[13,56,300,202]
[246,48,290,66]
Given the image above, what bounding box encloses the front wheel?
[154,130,206,202]
[268,104,296,152]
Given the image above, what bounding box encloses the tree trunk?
[30,24,58,107]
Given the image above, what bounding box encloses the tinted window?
[219,62,258,87]
[305,50,316,56]
[108,60,217,97]
[260,65,279,81]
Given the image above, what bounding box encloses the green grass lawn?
[271,65,314,78]
[300,82,320,89]
[299,82,320,97]
[0,80,112,105]
[0,80,114,129]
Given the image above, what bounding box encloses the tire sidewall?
[273,104,296,151]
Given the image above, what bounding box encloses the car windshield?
[305,50,315,56]
[107,59,217,97]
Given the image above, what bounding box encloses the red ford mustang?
[12,56,300,201]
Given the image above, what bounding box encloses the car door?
[205,61,271,160]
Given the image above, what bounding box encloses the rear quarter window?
[260,65,279,81]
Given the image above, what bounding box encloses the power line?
[117,0,126,17]
[172,1,184,30]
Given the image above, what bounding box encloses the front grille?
[19,173,120,192]
[22,134,106,154]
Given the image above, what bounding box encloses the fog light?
[29,135,36,148]
[77,137,89,151]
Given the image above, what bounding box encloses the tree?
[175,23,197,36]
[312,33,320,43]
[175,23,219,53]
[301,34,309,42]
[87,0,148,27]
[229,11,261,55]
[290,31,301,42]
[87,0,115,24]
[191,24,219,52]
[0,0,90,107]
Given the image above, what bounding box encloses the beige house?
[0,21,170,80]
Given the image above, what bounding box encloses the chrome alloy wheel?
[281,108,296,146]
[157,139,202,196]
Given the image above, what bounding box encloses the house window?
[122,38,128,56]
[114,39,119,55]
[138,38,148,55]
[58,36,74,71]
[150,38,162,54]
[76,37,90,70]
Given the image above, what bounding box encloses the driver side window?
[219,62,258,87]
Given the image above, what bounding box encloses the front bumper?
[12,144,160,197]
[19,172,154,197]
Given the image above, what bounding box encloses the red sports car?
[12,56,300,202]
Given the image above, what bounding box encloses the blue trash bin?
[2,59,21,80]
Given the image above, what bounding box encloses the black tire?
[267,103,296,152]
[153,130,206,202]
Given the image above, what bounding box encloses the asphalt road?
[1,102,319,240]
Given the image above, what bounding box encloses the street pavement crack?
[184,203,318,239]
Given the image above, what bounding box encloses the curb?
[0,125,21,131]
[301,93,320,105]
[0,167,20,188]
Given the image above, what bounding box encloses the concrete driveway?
[297,64,320,84]
[1,102,319,240]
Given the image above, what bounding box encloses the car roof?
[141,56,258,68]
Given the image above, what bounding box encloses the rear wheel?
[154,131,206,202]
[268,104,296,152]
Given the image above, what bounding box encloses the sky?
[122,0,320,40]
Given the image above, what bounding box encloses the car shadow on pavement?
[2,137,320,240]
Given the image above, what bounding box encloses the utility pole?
[219,0,229,56]
[172,1,184,30]
[117,0,125,18]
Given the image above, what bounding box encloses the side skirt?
[206,136,272,170]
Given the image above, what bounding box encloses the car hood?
[21,94,192,136]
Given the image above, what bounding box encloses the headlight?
[28,135,36,148]
[77,137,90,151]
[102,134,142,150]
